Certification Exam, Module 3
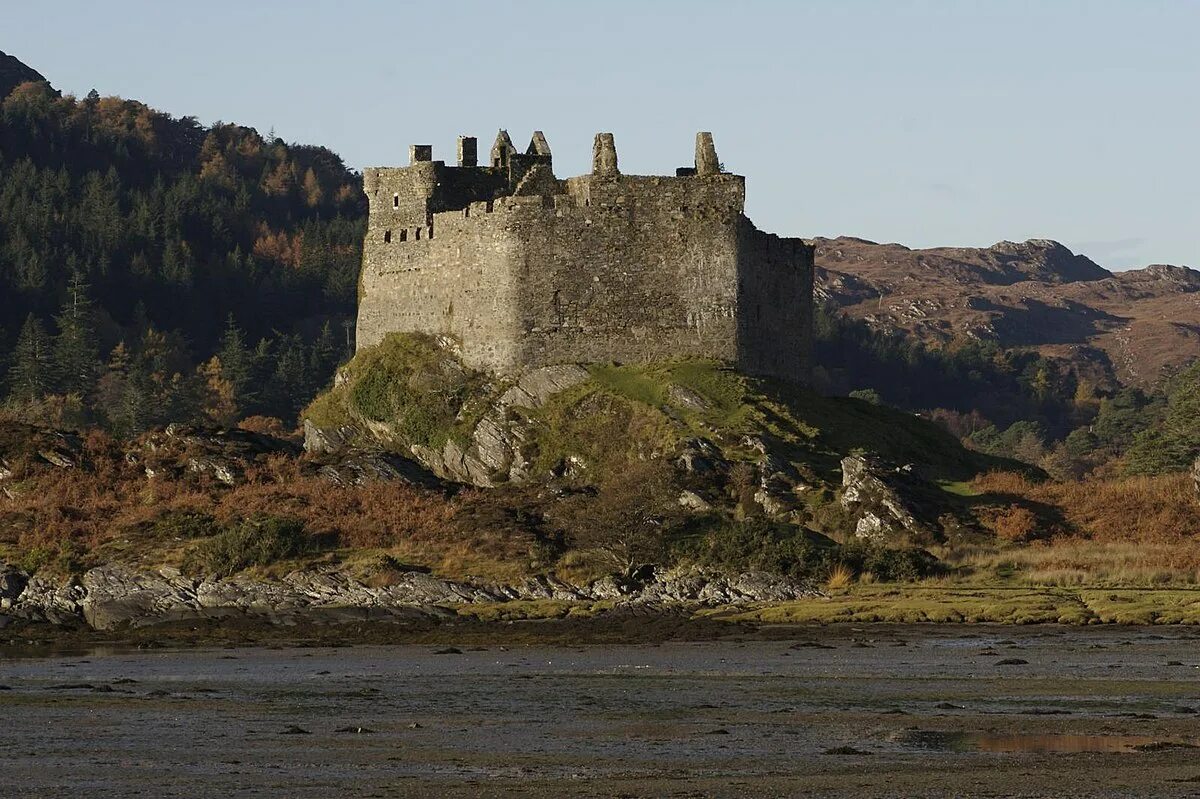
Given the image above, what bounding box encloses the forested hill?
[0,51,366,432]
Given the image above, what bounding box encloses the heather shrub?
[149,509,218,540]
[184,515,319,577]
[682,517,837,581]
[838,539,941,581]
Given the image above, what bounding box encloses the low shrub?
[838,539,941,581]
[184,515,320,577]
[681,518,837,581]
[148,509,218,540]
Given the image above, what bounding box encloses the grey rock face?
[10,575,86,624]
[316,452,440,487]
[839,454,927,541]
[80,566,200,630]
[498,365,589,410]
[1193,457,1200,499]
[303,418,355,454]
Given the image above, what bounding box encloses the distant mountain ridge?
[0,50,49,99]
[815,236,1200,389]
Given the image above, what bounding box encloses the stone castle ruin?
[356,130,813,380]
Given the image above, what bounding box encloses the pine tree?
[51,274,102,397]
[198,356,237,425]
[268,334,308,419]
[5,314,53,403]
[308,321,339,391]
[217,315,254,406]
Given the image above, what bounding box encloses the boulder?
[0,564,28,609]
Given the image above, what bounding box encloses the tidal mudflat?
[3,625,1200,798]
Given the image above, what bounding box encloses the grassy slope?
[305,333,1003,488]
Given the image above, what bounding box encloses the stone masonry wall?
[737,221,814,377]
[357,196,525,373]
[509,174,743,367]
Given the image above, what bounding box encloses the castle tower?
[356,129,813,382]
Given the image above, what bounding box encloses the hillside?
[816,236,1200,390]
[0,50,365,431]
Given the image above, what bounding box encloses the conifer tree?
[51,273,102,397]
[216,315,254,408]
[5,313,53,403]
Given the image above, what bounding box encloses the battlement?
[357,130,813,381]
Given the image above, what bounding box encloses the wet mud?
[3,624,1200,797]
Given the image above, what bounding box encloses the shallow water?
[2,625,1200,797]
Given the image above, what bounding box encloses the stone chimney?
[409,144,433,165]
[592,132,619,176]
[457,136,478,167]
[695,132,720,176]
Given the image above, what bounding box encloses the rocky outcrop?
[839,454,936,541]
[412,365,591,486]
[315,451,442,488]
[0,562,820,631]
[306,364,591,488]
[132,424,299,485]
[1193,457,1200,500]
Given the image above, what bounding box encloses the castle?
[356,130,813,380]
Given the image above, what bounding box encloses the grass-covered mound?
[304,332,1002,489]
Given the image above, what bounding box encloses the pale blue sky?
[7,0,1198,269]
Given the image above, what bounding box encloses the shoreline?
[6,583,1200,655]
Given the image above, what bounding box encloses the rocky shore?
[0,562,818,632]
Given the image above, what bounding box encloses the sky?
[7,0,1198,269]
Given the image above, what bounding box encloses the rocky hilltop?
[0,49,49,99]
[815,236,1200,389]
